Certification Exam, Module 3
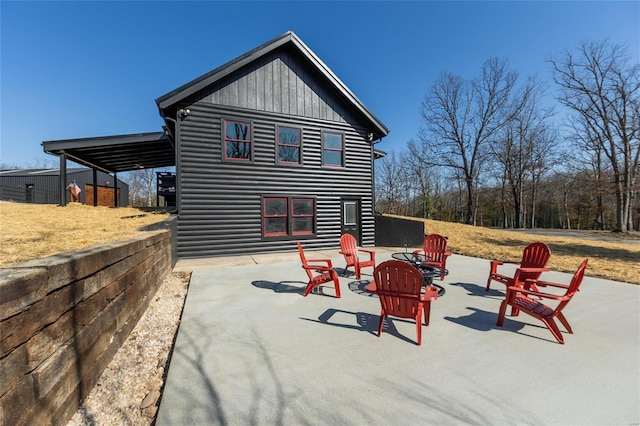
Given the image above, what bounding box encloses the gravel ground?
[67,271,190,426]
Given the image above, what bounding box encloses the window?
[292,198,314,234]
[323,131,344,166]
[277,126,301,164]
[343,201,357,226]
[262,196,315,238]
[263,198,288,236]
[224,119,252,160]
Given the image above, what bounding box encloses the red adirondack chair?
[374,260,438,346]
[412,234,451,280]
[339,234,376,279]
[497,259,588,344]
[486,242,551,292]
[297,242,341,298]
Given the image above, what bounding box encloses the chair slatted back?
[374,260,423,319]
[555,258,589,314]
[340,234,358,256]
[519,242,551,282]
[423,234,448,263]
[297,242,313,281]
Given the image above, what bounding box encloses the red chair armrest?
[524,278,570,289]
[506,285,568,301]
[357,248,375,259]
[420,286,439,301]
[306,259,333,269]
[517,267,550,273]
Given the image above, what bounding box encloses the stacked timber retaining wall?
[0,227,172,426]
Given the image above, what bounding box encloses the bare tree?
[375,152,409,214]
[528,125,557,228]
[550,40,640,232]
[125,169,157,207]
[28,158,58,169]
[0,162,19,170]
[402,139,437,218]
[420,58,520,224]
[491,77,555,228]
[565,115,612,229]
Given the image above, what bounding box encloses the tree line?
[375,40,639,232]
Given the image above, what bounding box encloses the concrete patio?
[157,248,639,425]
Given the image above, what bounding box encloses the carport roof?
[42,131,175,173]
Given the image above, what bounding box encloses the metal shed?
[0,168,129,206]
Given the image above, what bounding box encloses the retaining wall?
[0,228,172,426]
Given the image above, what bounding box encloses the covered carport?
[42,131,175,207]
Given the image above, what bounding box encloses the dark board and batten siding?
[199,48,357,125]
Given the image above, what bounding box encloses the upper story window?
[277,126,301,164]
[224,119,252,161]
[323,131,344,167]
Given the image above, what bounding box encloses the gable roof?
[156,31,389,139]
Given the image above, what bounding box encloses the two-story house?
[43,31,389,259]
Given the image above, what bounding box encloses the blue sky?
[1,1,638,167]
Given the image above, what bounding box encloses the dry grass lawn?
[1,202,638,285]
[0,201,169,267]
[387,214,640,285]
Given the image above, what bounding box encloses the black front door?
[341,198,361,244]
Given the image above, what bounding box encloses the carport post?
[59,152,67,206]
[92,168,98,206]
[114,172,118,207]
